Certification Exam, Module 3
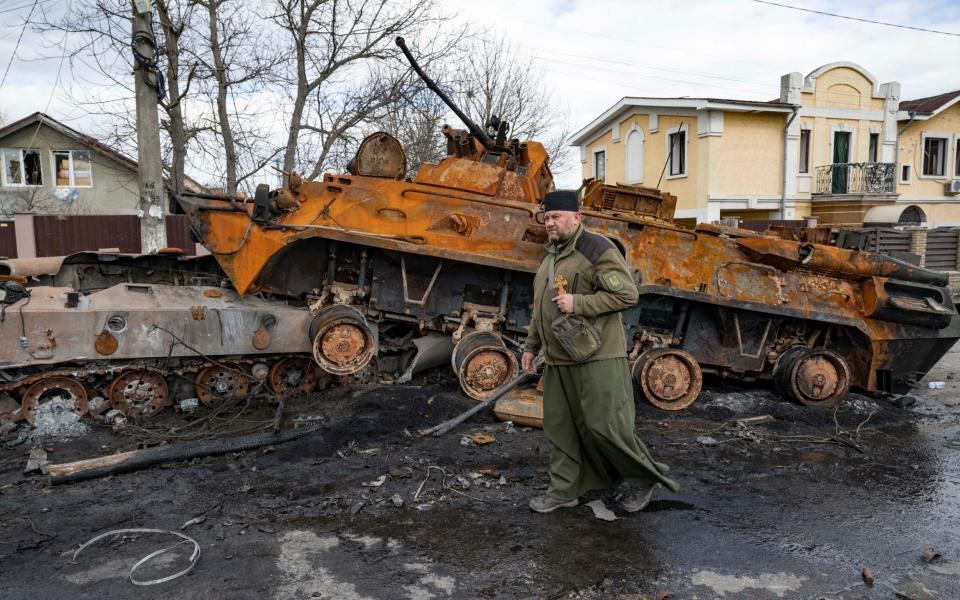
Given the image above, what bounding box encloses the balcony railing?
[814,162,897,195]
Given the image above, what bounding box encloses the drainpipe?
[781,105,800,219]
[897,110,917,136]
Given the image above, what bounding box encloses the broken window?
[799,130,810,174]
[669,130,686,176]
[53,150,93,187]
[921,136,947,177]
[1,148,43,186]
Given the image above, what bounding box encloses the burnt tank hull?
[178,169,960,409]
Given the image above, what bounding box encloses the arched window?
[626,127,644,183]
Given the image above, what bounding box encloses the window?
[799,130,810,174]
[955,139,960,177]
[900,164,912,184]
[869,133,879,163]
[1,148,43,186]
[594,150,606,182]
[669,130,686,176]
[625,129,643,183]
[53,150,93,187]
[922,136,948,176]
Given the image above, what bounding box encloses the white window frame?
[625,125,644,184]
[919,132,950,179]
[51,149,94,188]
[1,147,44,187]
[900,164,912,185]
[798,129,811,174]
[665,123,689,180]
[591,145,608,183]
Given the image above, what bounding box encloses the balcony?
[814,162,897,195]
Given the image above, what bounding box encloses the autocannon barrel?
[395,36,494,150]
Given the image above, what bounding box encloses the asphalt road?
[2,351,959,600]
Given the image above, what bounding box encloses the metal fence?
[34,215,141,257]
[0,221,16,258]
[31,215,196,257]
[165,214,196,256]
[738,219,807,232]
[814,162,896,195]
[853,227,912,254]
[925,227,960,271]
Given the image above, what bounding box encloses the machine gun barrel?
[395,36,494,150]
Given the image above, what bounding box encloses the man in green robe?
[522,190,679,514]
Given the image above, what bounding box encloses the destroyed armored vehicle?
[176,38,960,411]
[1,37,958,432]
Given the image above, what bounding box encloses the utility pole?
[132,0,167,252]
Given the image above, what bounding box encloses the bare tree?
[268,0,457,179]
[0,187,96,219]
[155,0,204,199]
[373,86,447,176]
[189,0,280,194]
[449,33,574,175]
[370,32,574,178]
[39,0,207,202]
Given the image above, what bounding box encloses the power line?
[0,0,40,92]
[517,43,776,91]
[510,20,792,72]
[524,51,775,98]
[751,0,960,37]
[0,0,49,15]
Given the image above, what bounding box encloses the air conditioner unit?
[946,180,960,195]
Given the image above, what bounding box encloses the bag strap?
[547,253,556,292]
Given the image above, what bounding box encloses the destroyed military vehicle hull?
[0,252,326,427]
[176,172,960,413]
[1,36,958,432]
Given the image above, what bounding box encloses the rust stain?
[94,329,118,355]
[252,326,272,350]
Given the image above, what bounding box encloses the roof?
[0,112,206,193]
[899,90,960,116]
[569,97,796,146]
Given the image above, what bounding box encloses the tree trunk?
[282,88,306,179]
[206,0,238,194]
[156,0,187,206]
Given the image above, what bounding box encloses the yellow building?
[570,62,960,227]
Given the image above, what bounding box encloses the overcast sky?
[1,0,959,188]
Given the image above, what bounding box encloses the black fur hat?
[542,190,580,212]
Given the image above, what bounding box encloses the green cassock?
[523,224,680,501]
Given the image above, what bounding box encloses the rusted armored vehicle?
[175,38,959,411]
[0,251,325,427]
[1,37,958,432]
